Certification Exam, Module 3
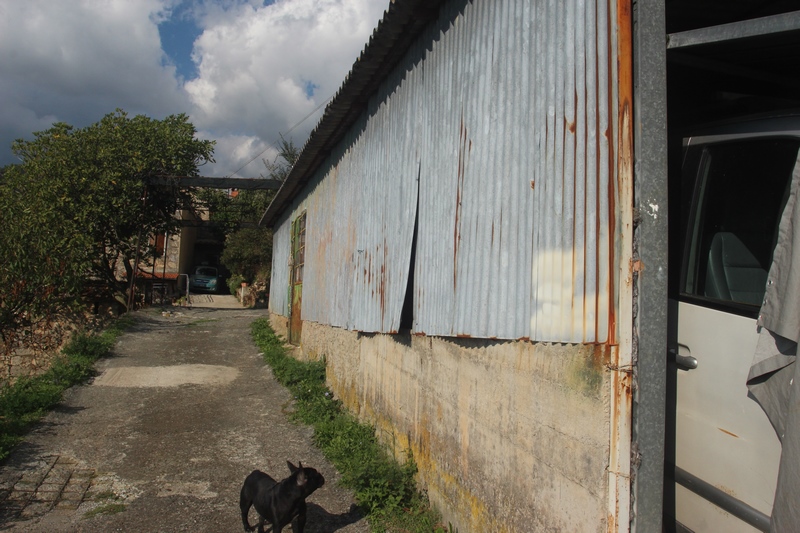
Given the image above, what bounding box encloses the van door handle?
[669,347,698,370]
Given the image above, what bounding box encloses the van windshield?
[683,138,799,311]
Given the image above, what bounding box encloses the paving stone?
[0,477,21,492]
[13,481,40,492]
[72,469,95,479]
[8,489,33,502]
[31,491,60,503]
[19,501,52,518]
[55,499,82,511]
[19,471,48,486]
[37,481,66,491]
[0,506,23,521]
[44,468,71,485]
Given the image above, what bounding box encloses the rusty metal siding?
[412,0,621,343]
[268,212,291,317]
[271,0,624,344]
[297,70,421,333]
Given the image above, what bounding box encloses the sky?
[0,0,388,177]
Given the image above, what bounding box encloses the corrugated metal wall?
[271,0,623,343]
[269,212,291,317]
[285,82,422,334]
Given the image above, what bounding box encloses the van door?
[674,135,799,531]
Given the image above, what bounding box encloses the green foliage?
[83,502,126,519]
[0,110,214,346]
[0,318,130,462]
[216,137,298,285]
[250,318,446,531]
[261,135,299,183]
[227,274,246,296]
[221,227,274,284]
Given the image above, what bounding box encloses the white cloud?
[0,0,187,162]
[198,130,277,177]
[0,0,388,174]
[185,0,387,173]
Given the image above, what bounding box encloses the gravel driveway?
[0,300,368,532]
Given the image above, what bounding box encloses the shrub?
[250,318,444,530]
[227,273,246,296]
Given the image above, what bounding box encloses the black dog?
[240,461,325,533]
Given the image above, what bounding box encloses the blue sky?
[158,4,204,80]
[0,0,387,176]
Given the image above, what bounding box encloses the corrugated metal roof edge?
[259,0,445,227]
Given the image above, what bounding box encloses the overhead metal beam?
[149,175,283,190]
[668,10,800,49]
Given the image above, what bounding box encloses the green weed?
[250,318,445,531]
[83,502,126,519]
[0,318,131,462]
[182,318,218,328]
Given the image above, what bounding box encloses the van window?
[682,138,799,314]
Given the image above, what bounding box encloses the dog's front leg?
[295,500,307,533]
[255,517,272,533]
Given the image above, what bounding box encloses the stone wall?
[1,310,108,383]
[272,313,612,532]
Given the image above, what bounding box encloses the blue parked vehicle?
[189,266,220,293]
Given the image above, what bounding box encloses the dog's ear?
[287,461,298,473]
[296,468,307,486]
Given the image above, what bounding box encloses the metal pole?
[161,232,169,304]
[632,0,669,530]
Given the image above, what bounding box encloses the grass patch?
[91,490,118,501]
[0,316,133,462]
[182,318,218,327]
[83,502,126,519]
[251,318,450,532]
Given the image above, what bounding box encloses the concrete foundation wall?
[273,314,611,532]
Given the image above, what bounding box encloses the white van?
[670,113,800,532]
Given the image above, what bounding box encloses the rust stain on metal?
[631,259,644,273]
[718,428,740,438]
[454,111,469,290]
[604,0,634,349]
[608,512,617,533]
[530,180,535,190]
[380,237,387,325]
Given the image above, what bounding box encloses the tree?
[0,110,214,347]
[219,137,298,287]
[261,135,299,183]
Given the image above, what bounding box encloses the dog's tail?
[239,484,255,532]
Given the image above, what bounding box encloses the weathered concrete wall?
[287,315,611,532]
[269,313,289,340]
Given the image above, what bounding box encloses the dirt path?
[0,304,367,532]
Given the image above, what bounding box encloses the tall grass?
[0,318,132,462]
[251,318,450,532]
